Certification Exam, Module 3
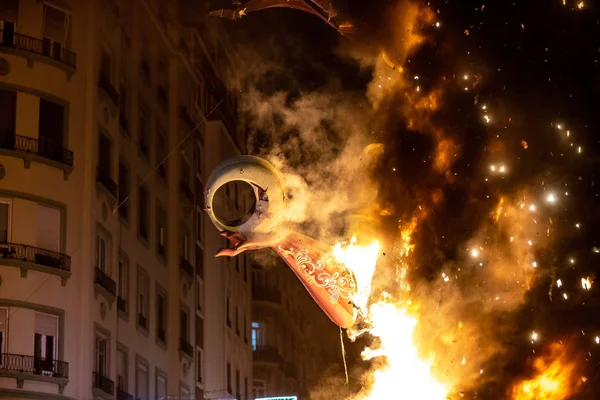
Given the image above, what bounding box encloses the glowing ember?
[581,277,592,290]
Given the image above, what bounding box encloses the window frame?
[195,277,204,316]
[196,346,204,385]
[136,266,150,333]
[0,198,12,244]
[94,332,109,377]
[96,226,111,274]
[117,252,129,305]
[156,285,167,345]
[137,183,150,243]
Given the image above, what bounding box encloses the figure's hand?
[215,231,279,257]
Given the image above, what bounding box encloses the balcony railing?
[138,313,148,331]
[117,389,134,400]
[98,73,119,106]
[0,131,74,167]
[180,181,194,203]
[0,353,69,379]
[117,296,127,313]
[252,285,282,304]
[180,256,193,278]
[179,337,193,357]
[0,31,77,69]
[253,346,282,365]
[94,267,116,296]
[96,167,118,198]
[93,371,114,395]
[0,242,70,272]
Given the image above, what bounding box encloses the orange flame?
[511,342,585,400]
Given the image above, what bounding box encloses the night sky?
[218,0,600,398]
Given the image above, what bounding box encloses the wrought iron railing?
[0,353,69,379]
[180,256,193,277]
[96,167,118,198]
[0,31,77,69]
[98,73,119,105]
[0,131,74,167]
[93,371,114,395]
[0,242,71,272]
[253,346,282,364]
[180,181,194,203]
[138,313,148,330]
[179,337,193,357]
[252,285,282,304]
[117,297,126,313]
[94,267,116,296]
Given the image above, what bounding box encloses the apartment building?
[0,0,248,399]
[251,260,341,399]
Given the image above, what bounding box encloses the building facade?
[251,260,341,400]
[0,0,249,399]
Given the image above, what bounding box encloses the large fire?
[510,342,585,399]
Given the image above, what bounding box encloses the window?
[95,334,108,376]
[156,370,167,400]
[34,313,58,374]
[96,228,111,273]
[100,47,113,84]
[43,5,70,46]
[118,161,129,220]
[157,291,166,343]
[139,104,149,158]
[37,204,60,253]
[117,346,127,391]
[138,185,149,241]
[137,268,149,331]
[0,307,7,364]
[252,322,265,350]
[119,81,128,131]
[156,126,167,180]
[196,347,203,384]
[226,362,232,394]
[0,89,16,138]
[156,203,166,258]
[181,228,189,261]
[196,208,203,244]
[236,369,240,398]
[196,246,204,278]
[244,315,248,343]
[98,130,111,175]
[0,199,11,244]
[39,98,65,159]
[135,359,149,399]
[118,254,129,303]
[196,277,204,314]
[180,308,189,342]
[235,307,239,336]
[226,296,231,327]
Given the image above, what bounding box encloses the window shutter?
[37,204,61,252]
[35,312,58,337]
[43,6,67,44]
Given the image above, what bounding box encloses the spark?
[532,261,538,268]
[593,247,600,254]
[582,277,592,290]
[557,279,563,288]
[569,258,575,264]
[464,74,469,80]
[483,115,491,123]
[529,204,536,212]
[435,21,441,27]
[557,124,563,130]
[575,223,580,228]
[490,165,496,172]
[563,293,568,299]
[482,105,487,110]
[577,1,584,9]
[499,165,506,173]
[528,240,533,246]
[531,331,539,342]
[471,248,479,258]
[578,146,582,154]
[595,336,600,344]
[546,193,557,203]
[461,357,466,365]
[414,75,419,80]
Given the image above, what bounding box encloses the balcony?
[180,256,193,279]
[0,31,76,78]
[252,285,282,305]
[93,371,115,397]
[253,345,282,366]
[0,353,69,394]
[117,389,134,400]
[0,131,74,179]
[94,267,116,305]
[180,181,194,204]
[96,167,118,200]
[98,73,119,107]
[138,313,148,331]
[179,337,193,358]
[0,241,71,285]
